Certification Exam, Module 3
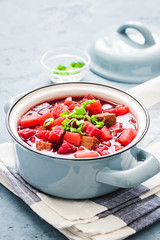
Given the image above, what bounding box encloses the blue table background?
[1,0,160,239]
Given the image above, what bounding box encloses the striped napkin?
[1,76,160,240]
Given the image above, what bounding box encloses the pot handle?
[117,22,155,48]
[4,93,25,114]
[96,149,160,188]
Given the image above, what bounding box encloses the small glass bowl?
[41,48,91,83]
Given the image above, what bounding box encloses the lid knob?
[117,21,155,48]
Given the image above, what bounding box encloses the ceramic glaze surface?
[14,139,159,199]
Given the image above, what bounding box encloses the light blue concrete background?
[0,0,160,239]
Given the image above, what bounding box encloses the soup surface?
[17,94,137,158]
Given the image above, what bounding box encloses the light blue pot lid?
[89,22,160,83]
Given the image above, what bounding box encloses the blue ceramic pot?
[5,83,160,199]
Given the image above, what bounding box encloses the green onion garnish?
[43,118,54,127]
[52,62,85,75]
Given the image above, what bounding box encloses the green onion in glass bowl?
[41,48,91,83]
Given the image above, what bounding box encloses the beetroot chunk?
[20,113,39,128]
[64,97,73,106]
[38,111,54,126]
[36,129,50,141]
[57,140,77,154]
[95,145,110,156]
[51,104,69,118]
[86,123,102,140]
[85,100,102,115]
[18,128,36,140]
[63,132,82,146]
[48,126,64,143]
[101,126,112,141]
[118,128,137,146]
[75,151,99,158]
[115,105,129,116]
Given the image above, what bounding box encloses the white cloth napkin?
[1,76,160,240]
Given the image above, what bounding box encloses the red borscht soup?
[17,94,137,158]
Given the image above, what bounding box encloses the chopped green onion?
[61,118,72,131]
[61,118,85,135]
[60,99,98,134]
[90,115,98,125]
[52,62,85,75]
[43,118,54,127]
[60,99,95,120]
[70,62,85,68]
[81,99,95,108]
[85,115,91,122]
[91,115,104,128]
[54,65,67,71]
[74,107,86,115]
[95,122,104,128]
[60,111,69,117]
